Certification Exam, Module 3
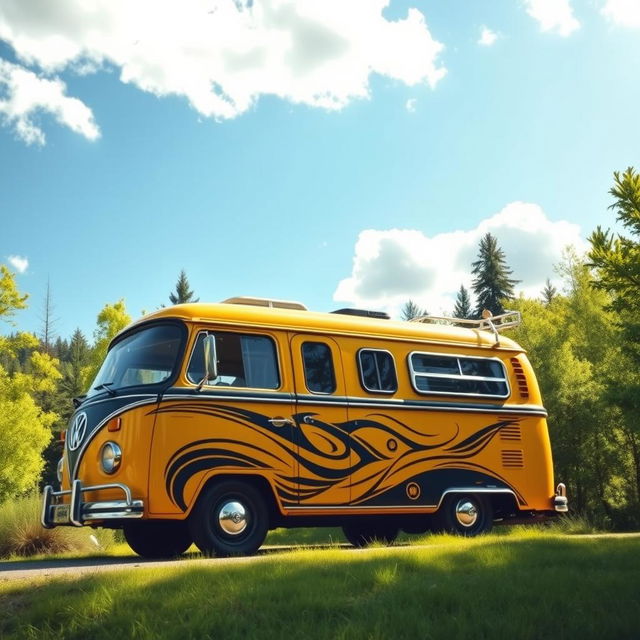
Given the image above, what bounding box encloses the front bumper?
[41,480,144,528]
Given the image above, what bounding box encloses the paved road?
[2,533,639,583]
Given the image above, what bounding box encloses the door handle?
[268,417,295,427]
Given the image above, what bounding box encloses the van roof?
[122,302,522,352]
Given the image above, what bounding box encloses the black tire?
[123,520,192,558]
[189,480,269,557]
[434,494,493,536]
[342,521,399,548]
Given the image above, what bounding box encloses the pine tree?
[401,299,426,321]
[541,278,557,305]
[471,233,519,317]
[169,270,199,305]
[452,285,472,319]
[39,278,57,354]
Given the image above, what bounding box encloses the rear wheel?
[342,521,399,548]
[434,494,493,536]
[123,520,192,558]
[189,480,269,557]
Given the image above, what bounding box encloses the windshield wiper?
[93,382,116,397]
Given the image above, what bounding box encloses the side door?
[149,327,297,515]
[289,334,351,506]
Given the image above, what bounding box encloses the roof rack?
[331,308,391,320]
[409,310,521,345]
[221,296,308,311]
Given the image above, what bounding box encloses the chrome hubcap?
[454,499,479,527]
[218,500,248,535]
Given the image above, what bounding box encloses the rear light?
[59,430,66,443]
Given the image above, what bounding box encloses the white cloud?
[333,202,586,317]
[405,98,417,112]
[0,0,446,140]
[602,0,640,28]
[478,26,498,46]
[7,255,29,273]
[0,59,100,145]
[523,0,580,36]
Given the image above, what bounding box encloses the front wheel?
[123,520,192,559]
[434,494,493,536]
[189,480,269,557]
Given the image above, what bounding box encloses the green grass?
[0,495,116,559]
[2,533,639,639]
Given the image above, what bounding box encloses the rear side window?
[409,352,509,398]
[302,342,336,394]
[187,331,280,389]
[358,349,397,393]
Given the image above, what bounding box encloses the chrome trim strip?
[161,389,547,416]
[82,500,144,521]
[77,393,157,410]
[284,489,518,512]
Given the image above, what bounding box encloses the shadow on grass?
[1,535,639,640]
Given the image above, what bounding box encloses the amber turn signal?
[107,417,122,432]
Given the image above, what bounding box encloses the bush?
[0,494,115,558]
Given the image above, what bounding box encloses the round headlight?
[100,442,122,474]
[57,457,64,484]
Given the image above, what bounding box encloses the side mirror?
[203,334,218,381]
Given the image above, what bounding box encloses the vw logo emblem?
[68,412,88,451]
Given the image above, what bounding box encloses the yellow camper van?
[42,297,567,558]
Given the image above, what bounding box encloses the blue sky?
[1,0,639,341]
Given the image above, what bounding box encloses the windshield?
[88,323,184,397]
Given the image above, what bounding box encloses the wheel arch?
[187,471,282,526]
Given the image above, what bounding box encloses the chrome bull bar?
[41,479,144,528]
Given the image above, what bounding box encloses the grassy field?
[1,530,639,639]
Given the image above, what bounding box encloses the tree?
[0,265,28,323]
[89,300,132,382]
[588,167,640,357]
[39,278,57,354]
[400,300,426,321]
[0,269,58,500]
[510,254,638,527]
[452,285,472,319]
[169,270,199,305]
[541,278,557,305]
[471,233,519,317]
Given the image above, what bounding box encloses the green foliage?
[0,494,115,558]
[471,232,519,317]
[541,278,557,305]
[452,284,472,319]
[169,269,199,305]
[0,266,28,324]
[510,253,639,527]
[589,167,640,366]
[0,371,55,501]
[89,300,131,383]
[400,299,425,321]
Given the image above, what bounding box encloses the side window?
[358,349,397,393]
[301,342,336,394]
[409,352,509,398]
[187,331,280,389]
